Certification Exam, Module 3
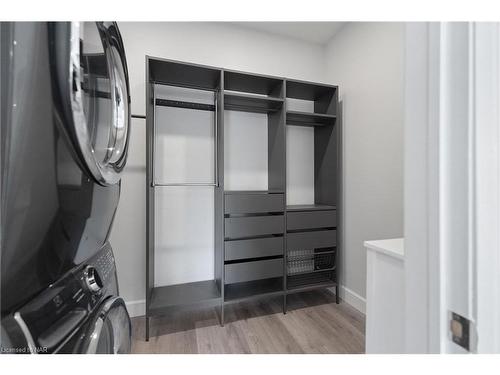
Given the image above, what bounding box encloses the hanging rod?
[155,98,215,112]
[152,80,218,92]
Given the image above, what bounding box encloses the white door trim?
[405,22,500,353]
[474,22,500,353]
[404,22,442,353]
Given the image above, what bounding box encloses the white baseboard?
[329,285,366,314]
[125,299,146,318]
[125,285,365,318]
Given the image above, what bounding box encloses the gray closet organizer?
[146,57,340,340]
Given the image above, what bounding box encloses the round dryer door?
[49,22,131,185]
[83,297,131,354]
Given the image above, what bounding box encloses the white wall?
[111,22,405,316]
[110,22,326,314]
[324,23,405,301]
[119,22,326,117]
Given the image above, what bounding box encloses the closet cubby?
[284,79,339,303]
[146,57,224,341]
[146,58,340,337]
[221,70,286,320]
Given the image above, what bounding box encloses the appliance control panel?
[14,243,116,353]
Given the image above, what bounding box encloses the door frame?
[404,22,500,353]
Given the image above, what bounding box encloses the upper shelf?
[224,70,284,98]
[224,92,283,113]
[286,79,337,101]
[148,57,221,90]
[286,110,336,127]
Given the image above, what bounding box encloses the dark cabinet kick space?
[146,57,341,338]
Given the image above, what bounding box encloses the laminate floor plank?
[131,290,365,354]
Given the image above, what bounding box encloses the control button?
[84,266,103,293]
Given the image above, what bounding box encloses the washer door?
[49,22,131,186]
[83,297,131,354]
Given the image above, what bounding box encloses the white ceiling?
[231,22,346,45]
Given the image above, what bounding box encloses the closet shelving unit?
[284,79,340,307]
[146,57,340,337]
[145,57,224,340]
[221,70,286,322]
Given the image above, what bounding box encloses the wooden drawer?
[224,215,284,239]
[287,210,336,231]
[225,193,284,214]
[225,258,283,284]
[287,230,336,251]
[225,237,283,261]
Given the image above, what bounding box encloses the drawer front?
[225,258,283,284]
[225,237,283,261]
[287,230,336,250]
[225,193,284,214]
[287,210,336,231]
[224,215,284,239]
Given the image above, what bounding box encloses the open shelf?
[286,110,336,127]
[287,266,336,277]
[224,92,283,113]
[287,270,335,291]
[149,280,221,315]
[224,277,283,303]
[224,190,284,195]
[224,70,284,98]
[286,281,337,294]
[149,57,221,90]
[286,204,336,212]
[286,79,337,101]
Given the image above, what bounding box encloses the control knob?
[84,266,103,293]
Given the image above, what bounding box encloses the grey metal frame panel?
[268,104,286,192]
[287,210,337,231]
[145,59,155,340]
[224,215,284,239]
[314,120,337,206]
[224,193,284,214]
[287,230,337,251]
[225,258,283,284]
[224,237,284,261]
[214,70,224,297]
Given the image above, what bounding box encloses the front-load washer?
[1,22,131,353]
[2,243,131,353]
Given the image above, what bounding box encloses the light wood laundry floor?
[131,290,365,354]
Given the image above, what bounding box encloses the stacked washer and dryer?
[1,22,132,353]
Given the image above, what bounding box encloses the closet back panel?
[224,110,268,191]
[154,186,214,286]
[154,85,215,185]
[286,125,315,205]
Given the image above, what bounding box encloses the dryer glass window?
[80,22,125,168]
